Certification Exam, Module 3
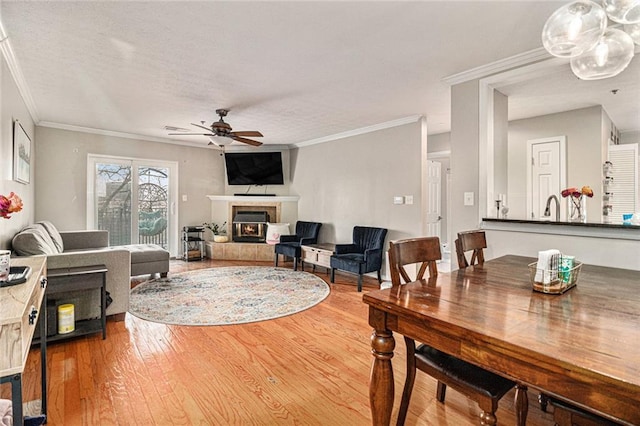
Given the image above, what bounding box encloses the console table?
[301,243,335,272]
[0,256,48,425]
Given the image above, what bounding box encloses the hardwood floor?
[4,258,557,425]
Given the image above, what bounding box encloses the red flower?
[0,192,23,219]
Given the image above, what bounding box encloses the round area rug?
[128,267,330,326]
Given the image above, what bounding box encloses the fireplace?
[233,211,270,242]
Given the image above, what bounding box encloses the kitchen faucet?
[543,195,560,221]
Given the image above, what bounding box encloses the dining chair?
[389,236,519,426]
[455,230,487,268]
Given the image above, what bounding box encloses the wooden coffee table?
[301,243,335,273]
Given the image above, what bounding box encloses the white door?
[527,137,566,220]
[426,160,442,237]
[87,155,179,257]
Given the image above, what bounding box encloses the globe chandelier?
[542,0,640,80]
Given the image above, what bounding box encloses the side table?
[35,264,108,344]
[301,243,336,273]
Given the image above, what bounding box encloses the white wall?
[450,79,482,241]
[290,120,423,276]
[34,126,224,233]
[1,55,35,249]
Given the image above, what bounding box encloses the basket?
[528,260,582,294]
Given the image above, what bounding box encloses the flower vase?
[568,195,587,223]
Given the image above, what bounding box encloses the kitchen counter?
[480,218,640,270]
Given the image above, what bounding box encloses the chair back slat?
[456,230,487,268]
[388,237,441,286]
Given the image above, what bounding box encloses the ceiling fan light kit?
[542,0,639,80]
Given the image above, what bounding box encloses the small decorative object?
[204,222,228,243]
[0,192,23,219]
[529,255,582,294]
[0,250,10,281]
[501,205,510,219]
[203,221,226,235]
[57,303,75,334]
[561,186,593,223]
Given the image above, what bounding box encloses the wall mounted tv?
[224,151,285,185]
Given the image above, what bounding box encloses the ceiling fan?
[168,109,263,147]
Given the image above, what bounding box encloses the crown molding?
[294,115,423,148]
[0,20,40,123]
[442,47,553,86]
[38,121,214,148]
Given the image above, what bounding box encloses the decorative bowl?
[213,235,229,243]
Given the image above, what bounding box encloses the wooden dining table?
[363,255,640,426]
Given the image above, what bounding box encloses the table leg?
[40,293,48,418]
[370,328,395,426]
[11,374,24,425]
[515,384,529,426]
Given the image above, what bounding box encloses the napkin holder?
[528,260,581,294]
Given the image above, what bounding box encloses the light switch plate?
[464,192,474,206]
[393,196,404,205]
[405,195,414,205]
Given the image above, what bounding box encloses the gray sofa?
[11,221,169,320]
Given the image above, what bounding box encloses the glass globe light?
[570,28,635,79]
[542,1,607,57]
[604,0,640,24]
[209,136,232,146]
[624,22,640,44]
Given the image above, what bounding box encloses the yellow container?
[57,304,75,334]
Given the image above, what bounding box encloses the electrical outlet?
[405,195,414,205]
[464,192,474,206]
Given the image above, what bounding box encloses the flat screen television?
[224,152,285,185]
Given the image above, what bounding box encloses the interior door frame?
[526,136,567,220]
[86,154,179,257]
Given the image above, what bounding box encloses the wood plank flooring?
[2,258,558,425]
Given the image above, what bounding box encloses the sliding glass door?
[88,155,178,257]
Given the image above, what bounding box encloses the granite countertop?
[482,218,640,230]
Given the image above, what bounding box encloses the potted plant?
[204,221,229,243]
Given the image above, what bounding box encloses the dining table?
[363,255,640,426]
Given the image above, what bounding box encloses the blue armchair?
[274,221,322,270]
[330,226,388,292]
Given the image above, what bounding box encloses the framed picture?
[13,120,31,184]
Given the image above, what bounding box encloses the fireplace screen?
[232,211,269,242]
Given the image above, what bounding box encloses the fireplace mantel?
[206,195,299,203]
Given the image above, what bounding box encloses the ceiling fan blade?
[169,132,214,136]
[232,136,263,146]
[230,131,263,137]
[191,123,213,132]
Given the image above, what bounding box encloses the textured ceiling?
[0,1,637,149]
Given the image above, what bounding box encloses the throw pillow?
[37,220,64,252]
[266,223,290,245]
[12,225,58,255]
